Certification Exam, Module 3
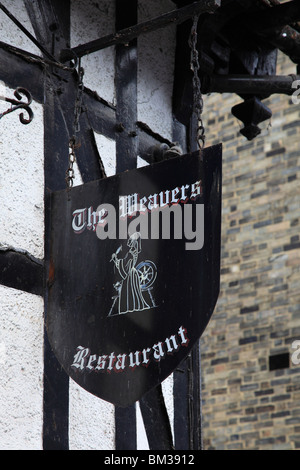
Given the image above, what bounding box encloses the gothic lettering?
[71,326,190,374]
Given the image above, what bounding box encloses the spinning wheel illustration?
[108,234,158,317]
[136,261,157,291]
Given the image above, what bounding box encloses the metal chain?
[189,15,205,151]
[73,63,85,135]
[66,137,77,188]
[66,61,84,188]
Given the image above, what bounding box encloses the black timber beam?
[0,44,177,171]
[0,46,44,103]
[0,1,57,62]
[114,0,138,450]
[172,15,193,126]
[205,74,300,96]
[239,0,300,65]
[24,0,68,59]
[264,25,300,65]
[0,41,183,166]
[24,0,71,451]
[139,385,174,450]
[115,0,138,173]
[0,249,43,296]
[171,109,204,449]
[173,348,203,450]
[247,0,300,34]
[220,0,300,66]
[60,0,221,61]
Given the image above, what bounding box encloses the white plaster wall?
[71,0,116,105]
[69,380,115,450]
[0,286,44,450]
[0,84,44,259]
[138,0,176,141]
[94,132,116,177]
[0,0,41,56]
[0,2,44,449]
[0,92,44,449]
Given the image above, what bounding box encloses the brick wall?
[200,52,300,450]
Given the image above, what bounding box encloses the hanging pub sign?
[46,144,222,407]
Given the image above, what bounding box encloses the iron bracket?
[0,87,34,124]
[204,74,300,96]
[60,0,221,62]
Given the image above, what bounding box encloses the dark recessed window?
[269,353,290,371]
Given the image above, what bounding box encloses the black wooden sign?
[46,144,222,407]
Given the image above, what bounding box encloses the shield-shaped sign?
[46,144,222,407]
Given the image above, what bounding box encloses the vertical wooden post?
[115,0,138,173]
[172,18,204,450]
[23,0,73,449]
[114,0,138,450]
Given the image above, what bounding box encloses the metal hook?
[0,87,34,124]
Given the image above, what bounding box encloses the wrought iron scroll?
[0,87,33,124]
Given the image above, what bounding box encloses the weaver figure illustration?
[108,232,157,316]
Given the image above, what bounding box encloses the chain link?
[73,64,84,135]
[66,61,84,188]
[65,137,76,188]
[189,15,205,151]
